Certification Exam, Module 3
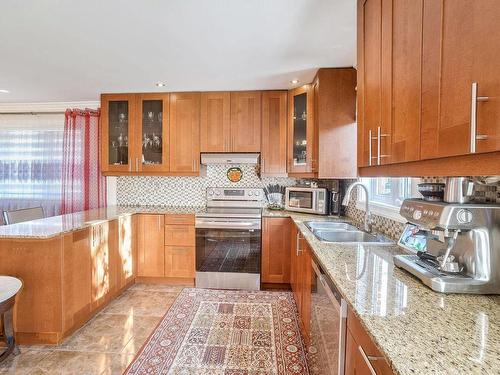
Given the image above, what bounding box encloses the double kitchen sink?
[304,221,393,245]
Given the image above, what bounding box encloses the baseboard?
[135,276,195,286]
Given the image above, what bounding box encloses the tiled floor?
[0,284,185,375]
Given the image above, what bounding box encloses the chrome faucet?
[342,182,372,233]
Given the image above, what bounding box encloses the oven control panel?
[206,187,264,201]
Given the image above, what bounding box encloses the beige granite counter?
[269,209,500,375]
[0,205,204,239]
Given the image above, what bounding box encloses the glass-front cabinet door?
[288,85,315,175]
[101,94,136,173]
[136,94,169,172]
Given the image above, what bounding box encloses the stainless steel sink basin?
[304,221,394,245]
[304,221,358,232]
[312,230,393,244]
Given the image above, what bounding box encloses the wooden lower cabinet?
[289,223,312,342]
[261,217,291,283]
[137,214,165,277]
[117,214,135,290]
[165,246,195,278]
[346,308,394,375]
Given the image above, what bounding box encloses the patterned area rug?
[125,288,309,374]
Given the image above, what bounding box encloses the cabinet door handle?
[296,232,303,256]
[376,126,390,165]
[368,130,373,166]
[128,158,132,172]
[158,216,161,229]
[358,345,378,375]
[470,82,490,153]
[136,157,139,171]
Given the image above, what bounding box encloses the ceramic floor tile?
[57,313,161,353]
[101,290,178,317]
[7,285,182,374]
[32,350,135,375]
[0,349,52,374]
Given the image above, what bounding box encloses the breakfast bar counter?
[0,205,204,239]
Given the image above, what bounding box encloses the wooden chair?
[0,276,22,362]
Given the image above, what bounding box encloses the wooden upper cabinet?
[261,217,291,283]
[135,93,170,173]
[230,91,262,152]
[288,85,316,175]
[137,214,165,277]
[357,0,382,168]
[261,91,288,177]
[421,0,500,158]
[200,92,231,152]
[169,93,201,173]
[101,93,136,173]
[384,0,423,164]
[315,68,357,178]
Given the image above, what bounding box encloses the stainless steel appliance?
[394,198,500,294]
[285,186,329,215]
[195,187,264,290]
[329,180,344,216]
[444,177,475,203]
[310,256,347,374]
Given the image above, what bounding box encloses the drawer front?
[165,246,195,278]
[164,225,195,246]
[164,214,195,225]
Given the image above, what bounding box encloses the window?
[357,177,420,222]
[0,114,64,218]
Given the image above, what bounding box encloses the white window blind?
[0,114,64,219]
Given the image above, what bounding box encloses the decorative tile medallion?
[124,288,309,375]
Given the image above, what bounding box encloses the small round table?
[0,276,22,362]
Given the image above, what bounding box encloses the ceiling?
[0,0,356,103]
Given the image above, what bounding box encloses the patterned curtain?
[61,109,106,214]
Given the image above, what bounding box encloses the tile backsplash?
[341,176,500,240]
[117,165,296,206]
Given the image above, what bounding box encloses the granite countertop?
[272,209,500,375]
[0,205,205,239]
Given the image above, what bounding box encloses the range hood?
[200,153,260,165]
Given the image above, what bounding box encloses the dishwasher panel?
[309,259,347,375]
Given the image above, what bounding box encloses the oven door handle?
[195,220,261,230]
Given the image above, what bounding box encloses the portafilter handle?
[439,230,459,270]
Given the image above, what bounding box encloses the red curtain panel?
[61,108,106,214]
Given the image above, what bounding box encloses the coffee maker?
[394,199,500,294]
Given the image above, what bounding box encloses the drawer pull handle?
[358,345,384,375]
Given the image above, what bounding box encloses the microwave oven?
[284,187,329,215]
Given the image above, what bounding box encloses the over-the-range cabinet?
[288,85,316,176]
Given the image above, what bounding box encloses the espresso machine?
[394,199,500,294]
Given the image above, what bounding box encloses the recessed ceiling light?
[156,82,166,87]
[0,89,10,93]
[290,79,299,85]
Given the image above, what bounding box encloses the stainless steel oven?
[195,188,264,291]
[285,187,329,215]
[310,257,347,374]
